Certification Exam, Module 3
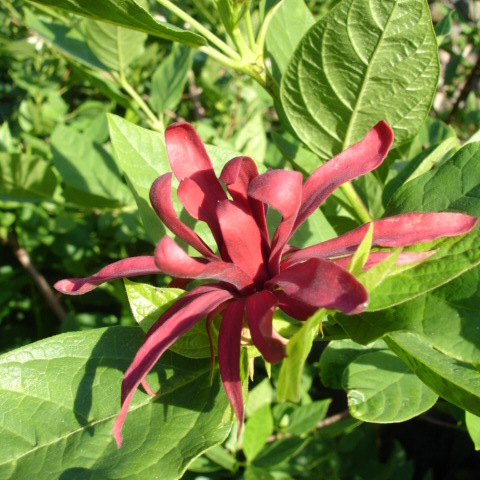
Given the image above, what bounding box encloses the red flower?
[55,121,478,447]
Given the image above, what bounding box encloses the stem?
[254,0,283,56]
[156,0,241,61]
[114,72,164,132]
[7,231,67,322]
[245,9,256,50]
[339,182,372,223]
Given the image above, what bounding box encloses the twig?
[188,70,205,121]
[7,231,67,322]
[266,409,350,443]
[418,414,463,431]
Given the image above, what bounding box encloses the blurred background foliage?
[0,0,479,478]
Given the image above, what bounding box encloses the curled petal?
[248,170,303,274]
[331,251,437,270]
[113,285,233,448]
[284,212,478,268]
[246,291,287,364]
[54,257,160,295]
[217,200,269,287]
[218,299,246,433]
[268,258,368,315]
[274,290,318,320]
[155,236,254,292]
[293,121,394,232]
[165,122,227,242]
[220,156,269,244]
[150,174,216,259]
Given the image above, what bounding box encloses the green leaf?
[385,142,480,217]
[28,0,206,47]
[245,378,274,418]
[265,0,315,81]
[343,349,437,422]
[284,400,331,436]
[107,114,170,241]
[150,43,193,116]
[336,266,480,363]
[347,223,373,276]
[385,331,480,417]
[0,326,232,479]
[0,153,58,203]
[320,339,387,389]
[243,404,274,461]
[124,280,215,358]
[124,279,184,332]
[281,0,439,160]
[24,8,106,70]
[84,19,147,72]
[252,436,309,468]
[277,309,326,403]
[465,412,480,451]
[51,124,133,208]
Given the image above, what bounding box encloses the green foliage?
[281,0,440,159]
[0,327,231,479]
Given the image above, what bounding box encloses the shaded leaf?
[28,0,206,47]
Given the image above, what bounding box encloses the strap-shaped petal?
[293,121,393,232]
[284,212,478,268]
[268,258,368,315]
[155,236,254,292]
[246,291,287,364]
[218,299,246,433]
[217,200,269,286]
[54,257,160,295]
[113,285,233,448]
[248,170,303,275]
[150,174,216,259]
[331,251,437,270]
[220,156,269,245]
[165,122,227,241]
[274,290,318,320]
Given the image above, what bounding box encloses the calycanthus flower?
[55,121,478,447]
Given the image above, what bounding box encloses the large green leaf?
[0,327,232,479]
[0,153,58,203]
[281,0,439,159]
[84,19,147,72]
[320,339,437,423]
[51,124,133,208]
[336,266,480,362]
[385,331,480,417]
[343,349,437,422]
[28,0,206,47]
[265,0,314,82]
[385,141,480,217]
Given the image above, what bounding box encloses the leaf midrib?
[342,0,397,149]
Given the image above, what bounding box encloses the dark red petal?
[177,177,224,248]
[284,212,478,268]
[331,251,437,270]
[150,174,216,259]
[219,156,269,245]
[54,257,160,295]
[248,170,303,275]
[268,258,368,315]
[274,290,318,320]
[155,236,254,292]
[218,299,245,433]
[293,121,393,231]
[216,200,269,286]
[246,291,287,364]
[113,285,233,448]
[165,122,226,241]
